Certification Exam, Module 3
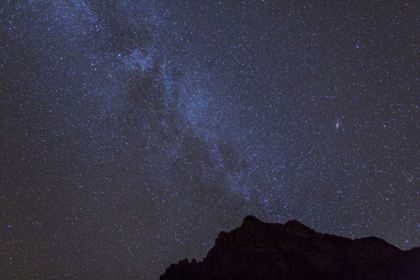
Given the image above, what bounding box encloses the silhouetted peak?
[357,236,393,246]
[177,258,189,265]
[161,216,420,280]
[241,215,263,227]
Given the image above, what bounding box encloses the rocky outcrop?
[160,216,420,280]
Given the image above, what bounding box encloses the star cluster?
[1,0,419,279]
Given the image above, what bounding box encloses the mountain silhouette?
[160,216,420,280]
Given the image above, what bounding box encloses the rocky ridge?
[160,216,420,280]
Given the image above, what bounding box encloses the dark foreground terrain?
[161,216,420,280]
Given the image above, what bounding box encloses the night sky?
[1,0,419,279]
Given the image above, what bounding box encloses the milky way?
[1,1,419,279]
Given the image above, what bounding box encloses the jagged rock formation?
[160,216,420,280]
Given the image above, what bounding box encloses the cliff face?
[160,216,420,280]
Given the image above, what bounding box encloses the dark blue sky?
[1,0,419,279]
